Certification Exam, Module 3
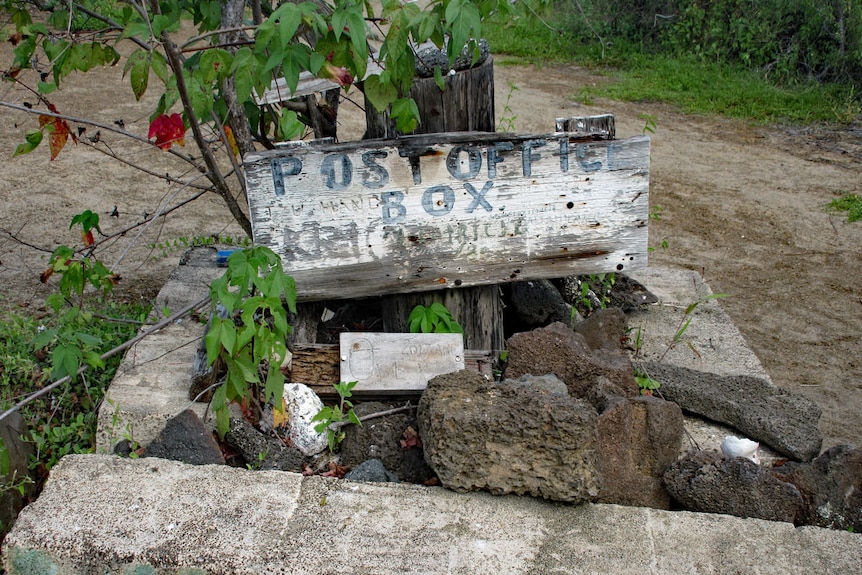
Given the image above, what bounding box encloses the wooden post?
[363,56,502,352]
[364,57,496,139]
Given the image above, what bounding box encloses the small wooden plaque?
[340,333,465,392]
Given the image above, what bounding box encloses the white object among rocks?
[720,435,761,464]
[281,383,329,456]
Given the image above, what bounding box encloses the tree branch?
[152,3,252,236]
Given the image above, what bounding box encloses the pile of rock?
[140,274,859,532]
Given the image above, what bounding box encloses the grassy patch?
[482,10,860,125]
[596,53,860,124]
[0,298,149,482]
[827,193,862,222]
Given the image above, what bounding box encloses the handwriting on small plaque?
[339,333,465,392]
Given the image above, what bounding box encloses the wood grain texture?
[245,131,649,301]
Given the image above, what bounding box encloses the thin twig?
[330,402,416,430]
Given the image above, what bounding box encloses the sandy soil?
[1,50,860,452]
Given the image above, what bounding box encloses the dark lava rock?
[575,307,627,351]
[771,444,862,531]
[596,394,684,509]
[224,414,306,472]
[344,459,400,483]
[639,361,822,461]
[142,410,224,465]
[506,279,575,329]
[663,450,804,523]
[506,322,638,398]
[340,402,435,484]
[418,371,601,503]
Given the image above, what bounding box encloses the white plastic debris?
[720,435,761,464]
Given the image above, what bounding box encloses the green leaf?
[392,97,420,133]
[433,66,445,91]
[348,409,362,426]
[272,1,303,45]
[150,51,169,84]
[213,385,230,439]
[84,350,105,370]
[74,331,101,347]
[230,47,257,103]
[446,0,481,66]
[42,38,69,63]
[32,328,57,349]
[199,49,233,84]
[185,73,213,119]
[13,130,43,157]
[151,15,178,38]
[279,110,304,140]
[255,19,276,53]
[70,209,100,232]
[264,364,285,406]
[37,81,57,94]
[52,343,82,380]
[363,75,398,113]
[124,49,150,101]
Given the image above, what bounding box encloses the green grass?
[0,298,149,482]
[483,12,861,125]
[597,54,860,124]
[827,193,862,222]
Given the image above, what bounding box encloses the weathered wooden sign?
[244,131,649,301]
[339,333,464,392]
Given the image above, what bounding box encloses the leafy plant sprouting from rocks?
[205,246,295,439]
[634,369,661,396]
[657,292,729,363]
[575,273,616,313]
[408,303,464,334]
[312,381,361,453]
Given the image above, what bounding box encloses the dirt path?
[1,54,860,451]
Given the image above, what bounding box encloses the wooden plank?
[339,333,464,393]
[555,114,616,140]
[290,344,494,398]
[244,131,649,301]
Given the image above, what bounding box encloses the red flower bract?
[320,61,354,87]
[148,113,186,150]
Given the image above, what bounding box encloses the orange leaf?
[81,230,95,247]
[148,113,186,150]
[223,125,240,159]
[272,398,289,428]
[38,111,75,161]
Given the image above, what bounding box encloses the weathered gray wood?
[368,57,500,351]
[244,131,650,301]
[340,333,464,392]
[555,114,616,140]
[380,288,503,353]
[363,57,495,139]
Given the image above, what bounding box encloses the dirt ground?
[1,52,860,452]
